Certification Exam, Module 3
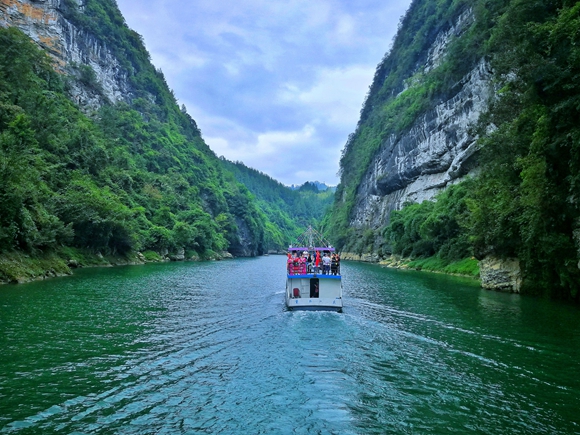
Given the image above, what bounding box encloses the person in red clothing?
[292,253,301,275]
[299,252,307,274]
[315,250,321,273]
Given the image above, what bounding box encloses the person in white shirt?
[322,253,331,275]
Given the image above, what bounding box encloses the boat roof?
[289,226,335,252]
[288,247,335,252]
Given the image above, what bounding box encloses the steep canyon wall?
[1,0,131,110]
[0,0,268,259]
[351,9,495,231]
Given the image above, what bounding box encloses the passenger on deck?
[287,253,293,275]
[331,254,338,275]
[292,253,301,275]
[314,250,321,274]
[322,252,331,275]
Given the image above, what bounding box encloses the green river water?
[0,256,579,434]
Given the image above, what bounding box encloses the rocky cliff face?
[479,256,522,293]
[0,0,131,110]
[229,217,261,257]
[351,10,495,231]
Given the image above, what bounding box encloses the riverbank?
[383,255,480,278]
[0,248,234,285]
[340,251,527,293]
[340,252,480,279]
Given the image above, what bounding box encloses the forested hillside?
[0,0,326,281]
[221,159,334,250]
[0,25,267,264]
[326,0,580,300]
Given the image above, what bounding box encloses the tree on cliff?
[327,0,580,300]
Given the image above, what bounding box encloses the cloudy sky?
[115,0,412,186]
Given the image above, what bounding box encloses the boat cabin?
[285,246,342,312]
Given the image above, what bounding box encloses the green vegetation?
[0,0,336,280]
[384,181,473,260]
[0,251,72,283]
[0,3,273,273]
[378,181,478,278]
[221,159,334,250]
[407,257,479,278]
[469,0,580,299]
[328,0,580,300]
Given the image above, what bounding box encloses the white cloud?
[334,14,356,43]
[206,125,318,179]
[280,66,374,128]
[115,0,413,185]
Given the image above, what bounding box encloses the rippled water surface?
[1,256,579,434]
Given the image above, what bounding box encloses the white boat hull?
[286,297,343,311]
[285,275,343,312]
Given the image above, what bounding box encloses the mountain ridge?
[326,0,580,300]
[0,0,316,283]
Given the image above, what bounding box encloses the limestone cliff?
[1,0,131,110]
[479,257,522,293]
[330,3,497,259]
[351,8,494,231]
[352,59,493,230]
[330,0,580,300]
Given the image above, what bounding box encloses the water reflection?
[0,258,579,434]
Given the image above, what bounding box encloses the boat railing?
[286,262,341,276]
[286,244,341,277]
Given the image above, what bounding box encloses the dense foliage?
[221,159,334,249]
[329,0,580,300]
[0,0,335,262]
[0,24,268,259]
[327,0,480,246]
[469,0,580,298]
[384,181,473,261]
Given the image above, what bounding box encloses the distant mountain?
[289,181,335,192]
[221,160,335,250]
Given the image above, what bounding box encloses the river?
[0,256,579,434]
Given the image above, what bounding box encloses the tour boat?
[285,227,343,312]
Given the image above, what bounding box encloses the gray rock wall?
[479,256,522,292]
[339,252,381,263]
[350,9,495,231]
[229,217,258,257]
[1,0,132,110]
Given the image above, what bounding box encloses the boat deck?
[284,233,343,311]
[287,273,341,279]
